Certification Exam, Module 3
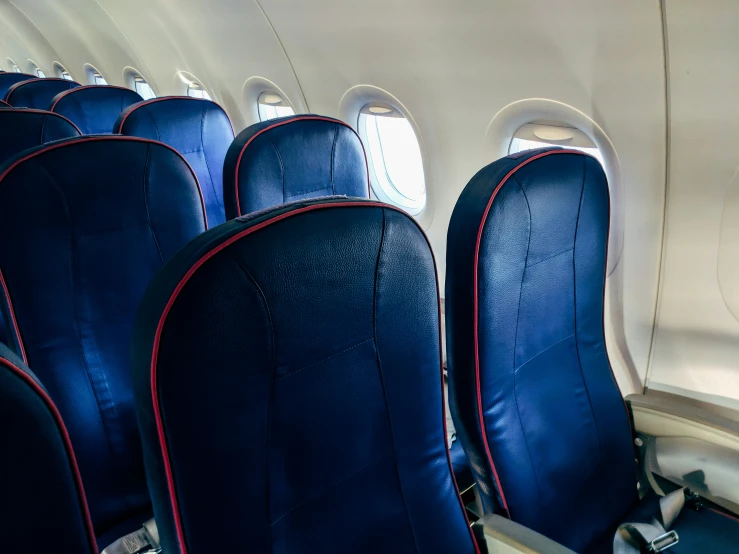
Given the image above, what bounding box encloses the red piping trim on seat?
[473,149,593,518]
[2,356,98,553]
[113,96,236,137]
[231,115,372,216]
[49,85,144,112]
[0,268,27,363]
[0,107,83,135]
[707,506,739,524]
[5,78,80,105]
[0,99,10,107]
[151,200,479,553]
[0,135,209,230]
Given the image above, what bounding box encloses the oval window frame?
[339,85,433,228]
[241,77,298,127]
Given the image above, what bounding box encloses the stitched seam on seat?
[571,157,606,477]
[36,161,124,502]
[275,337,374,381]
[525,247,574,269]
[230,253,276,549]
[372,208,420,552]
[145,107,162,141]
[199,106,224,215]
[39,115,48,144]
[284,185,333,200]
[269,451,393,526]
[514,333,575,373]
[142,144,165,264]
[509,175,544,505]
[330,125,339,195]
[266,138,286,204]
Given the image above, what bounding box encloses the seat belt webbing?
[613,488,684,553]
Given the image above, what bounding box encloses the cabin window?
[7,59,20,73]
[54,63,73,80]
[134,77,156,100]
[35,68,45,78]
[358,103,426,214]
[93,73,107,85]
[30,62,45,78]
[257,92,294,121]
[509,123,604,166]
[187,83,211,100]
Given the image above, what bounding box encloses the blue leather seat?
[446,147,739,552]
[5,77,81,109]
[222,115,370,218]
[131,197,479,554]
[50,85,144,134]
[0,109,81,163]
[0,99,10,107]
[0,343,96,554]
[0,136,207,548]
[0,73,37,98]
[115,97,234,226]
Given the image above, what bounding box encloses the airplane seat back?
[0,108,81,163]
[0,136,207,544]
[0,73,38,99]
[0,99,10,107]
[51,85,144,135]
[445,148,637,552]
[115,97,234,226]
[222,115,370,218]
[131,198,479,554]
[6,78,81,109]
[0,343,97,554]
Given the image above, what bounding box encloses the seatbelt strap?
[613,488,684,553]
[100,518,161,554]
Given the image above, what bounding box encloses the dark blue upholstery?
[5,77,81,109]
[50,85,144,135]
[0,99,10,107]
[0,136,207,544]
[0,109,81,163]
[0,73,37,98]
[115,97,234,226]
[0,343,97,554]
[222,115,370,218]
[132,197,478,554]
[449,440,474,492]
[446,148,638,551]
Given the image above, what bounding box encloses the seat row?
[1,107,738,552]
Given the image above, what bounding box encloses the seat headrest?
[5,78,81,109]
[115,96,235,226]
[0,73,37,98]
[0,135,208,534]
[0,343,96,553]
[446,147,636,552]
[50,85,144,134]
[131,197,478,554]
[0,109,81,164]
[222,115,370,218]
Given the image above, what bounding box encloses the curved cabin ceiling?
[0,0,736,407]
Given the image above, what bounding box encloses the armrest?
[472,514,576,554]
[626,392,739,514]
[626,393,739,452]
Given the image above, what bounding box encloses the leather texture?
[0,109,81,163]
[131,197,478,554]
[0,73,37,98]
[0,343,97,554]
[446,148,637,552]
[51,85,144,135]
[0,136,207,541]
[5,78,81,109]
[222,115,370,218]
[115,97,234,226]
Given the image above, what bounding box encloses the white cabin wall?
[649,0,739,409]
[0,0,669,394]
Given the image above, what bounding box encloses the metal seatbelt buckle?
[646,530,679,553]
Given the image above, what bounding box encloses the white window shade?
[187,84,211,100]
[509,123,605,166]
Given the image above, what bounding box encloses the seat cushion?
[0,73,37,98]
[0,343,97,554]
[446,147,638,552]
[6,78,81,109]
[222,114,370,218]
[50,85,144,134]
[132,197,478,554]
[0,135,208,538]
[0,109,81,163]
[115,96,235,226]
